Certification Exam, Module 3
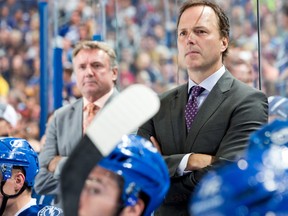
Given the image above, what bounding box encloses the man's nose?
[187,31,196,44]
[85,66,94,76]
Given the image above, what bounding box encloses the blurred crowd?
[0,0,288,146]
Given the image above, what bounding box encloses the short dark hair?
[177,0,230,59]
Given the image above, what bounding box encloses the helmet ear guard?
[0,163,13,182]
[124,182,140,207]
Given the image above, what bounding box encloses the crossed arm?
[150,136,214,171]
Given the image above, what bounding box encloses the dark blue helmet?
[0,137,39,187]
[98,134,170,216]
[190,120,288,215]
[246,119,288,159]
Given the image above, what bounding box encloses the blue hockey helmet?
[98,134,170,216]
[0,137,39,187]
[190,145,288,215]
[246,119,288,160]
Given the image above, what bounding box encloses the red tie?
[83,103,99,133]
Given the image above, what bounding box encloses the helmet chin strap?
[0,180,27,216]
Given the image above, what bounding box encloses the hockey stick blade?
[61,84,160,216]
[86,84,160,155]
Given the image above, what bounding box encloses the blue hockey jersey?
[18,205,63,216]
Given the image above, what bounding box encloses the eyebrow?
[86,177,103,185]
[86,176,114,188]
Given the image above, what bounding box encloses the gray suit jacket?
[34,88,119,199]
[137,71,268,215]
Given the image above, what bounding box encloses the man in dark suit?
[34,40,119,205]
[137,1,268,215]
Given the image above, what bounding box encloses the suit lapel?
[170,84,189,153]
[185,71,233,151]
[104,87,119,106]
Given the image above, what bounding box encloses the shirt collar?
[83,88,114,109]
[188,65,226,93]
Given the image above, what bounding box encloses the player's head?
[0,137,39,214]
[190,120,288,215]
[190,155,288,215]
[0,137,39,188]
[79,134,170,216]
[246,119,288,160]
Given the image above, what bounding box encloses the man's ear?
[120,199,145,216]
[111,67,118,82]
[14,171,25,192]
[220,37,229,53]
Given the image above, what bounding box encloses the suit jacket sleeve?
[34,100,83,195]
[34,112,62,195]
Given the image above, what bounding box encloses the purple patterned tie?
[185,86,205,131]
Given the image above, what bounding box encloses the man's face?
[230,63,254,86]
[78,166,121,216]
[177,6,228,74]
[73,49,118,102]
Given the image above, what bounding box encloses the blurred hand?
[48,156,62,172]
[185,153,215,171]
[150,136,162,154]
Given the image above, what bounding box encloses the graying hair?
[73,40,118,67]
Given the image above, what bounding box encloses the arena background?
[0,0,286,142]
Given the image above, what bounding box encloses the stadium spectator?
[0,102,18,136]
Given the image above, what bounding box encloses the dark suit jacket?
[137,71,268,216]
[34,88,119,201]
